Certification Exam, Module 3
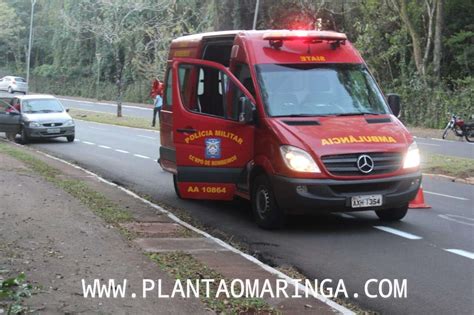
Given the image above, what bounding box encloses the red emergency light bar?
[263,30,347,49]
[263,30,347,41]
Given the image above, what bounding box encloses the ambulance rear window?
[256,64,389,117]
[165,69,172,107]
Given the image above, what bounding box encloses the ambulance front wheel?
[173,175,182,199]
[251,175,286,229]
[375,204,408,221]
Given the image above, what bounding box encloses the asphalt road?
[4,118,470,314]
[58,96,474,159]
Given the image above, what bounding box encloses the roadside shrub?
[394,77,473,128]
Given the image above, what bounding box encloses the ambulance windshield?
[255,64,390,117]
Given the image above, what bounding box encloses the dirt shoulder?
[0,145,208,314]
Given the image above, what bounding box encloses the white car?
[0,94,75,143]
[0,76,28,94]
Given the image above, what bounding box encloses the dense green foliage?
[0,0,472,126]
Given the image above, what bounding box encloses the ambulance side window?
[164,68,172,109]
[178,64,248,121]
[178,64,225,118]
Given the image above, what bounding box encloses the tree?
[63,0,170,116]
[432,0,444,79]
[0,1,25,72]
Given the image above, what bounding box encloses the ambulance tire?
[251,175,285,229]
[173,174,182,199]
[375,204,408,221]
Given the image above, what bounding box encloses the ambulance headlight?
[280,145,320,173]
[403,142,420,169]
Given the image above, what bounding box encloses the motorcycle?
[442,114,474,142]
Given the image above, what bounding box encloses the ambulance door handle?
[177,128,197,134]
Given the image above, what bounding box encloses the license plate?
[46,128,60,134]
[351,195,383,208]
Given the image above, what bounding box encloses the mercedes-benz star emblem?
[357,154,374,174]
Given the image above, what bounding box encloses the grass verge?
[148,252,274,314]
[0,143,132,224]
[422,153,474,179]
[70,109,158,131]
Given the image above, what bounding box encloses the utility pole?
[96,53,102,100]
[252,0,260,30]
[26,0,37,85]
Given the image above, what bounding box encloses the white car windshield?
[22,99,64,113]
[256,63,390,117]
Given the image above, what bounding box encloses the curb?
[31,147,354,315]
[57,96,153,111]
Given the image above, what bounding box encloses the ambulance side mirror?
[387,93,401,117]
[238,96,255,124]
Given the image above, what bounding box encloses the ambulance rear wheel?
[375,204,408,221]
[173,174,182,199]
[251,175,285,229]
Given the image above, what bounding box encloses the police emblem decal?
[205,138,221,159]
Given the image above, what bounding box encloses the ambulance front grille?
[321,152,403,176]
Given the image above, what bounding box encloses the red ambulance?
[159,30,421,229]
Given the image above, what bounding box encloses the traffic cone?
[409,186,431,209]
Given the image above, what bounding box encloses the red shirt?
[6,103,20,113]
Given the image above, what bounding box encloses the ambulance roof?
[171,30,363,64]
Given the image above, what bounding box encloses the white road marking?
[444,249,474,260]
[429,137,473,144]
[417,142,440,147]
[115,149,129,154]
[82,141,95,145]
[373,226,422,240]
[429,137,454,142]
[74,139,80,142]
[89,126,106,131]
[98,145,111,149]
[133,154,151,159]
[438,214,474,227]
[424,190,469,201]
[137,135,156,140]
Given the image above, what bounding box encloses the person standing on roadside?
[150,78,164,127]
[152,93,163,127]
